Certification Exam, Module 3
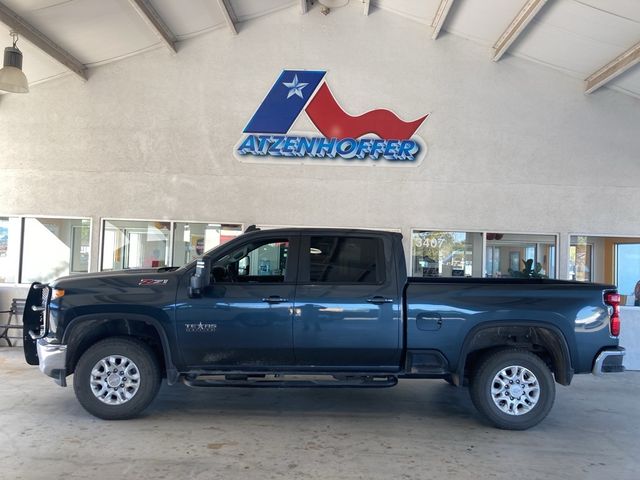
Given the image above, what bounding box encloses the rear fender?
[457,321,574,386]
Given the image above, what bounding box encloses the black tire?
[73,337,161,420]
[469,349,555,430]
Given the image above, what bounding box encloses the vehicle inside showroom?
[0,0,639,478]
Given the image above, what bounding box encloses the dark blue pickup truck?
[23,228,625,429]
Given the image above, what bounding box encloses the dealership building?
[0,0,639,352]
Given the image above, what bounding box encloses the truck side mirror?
[189,258,211,298]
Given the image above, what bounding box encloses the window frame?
[297,234,387,286]
[100,218,172,271]
[569,241,594,282]
[99,218,244,271]
[69,224,91,274]
[483,234,559,279]
[410,228,485,279]
[172,221,243,267]
[210,236,296,285]
[410,228,560,279]
[0,215,23,285]
[615,242,640,295]
[0,214,93,285]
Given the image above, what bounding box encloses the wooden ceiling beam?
[127,0,177,54]
[431,0,455,40]
[492,0,547,62]
[0,1,87,81]
[217,0,238,35]
[585,42,640,94]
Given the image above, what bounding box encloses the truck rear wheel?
[73,337,161,420]
[469,349,555,430]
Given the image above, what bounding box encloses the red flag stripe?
[305,83,428,140]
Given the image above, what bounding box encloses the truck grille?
[25,283,51,338]
[23,282,52,365]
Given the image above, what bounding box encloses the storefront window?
[0,217,21,283]
[616,244,640,300]
[21,218,91,283]
[102,220,170,270]
[568,235,640,305]
[486,233,556,278]
[569,237,592,282]
[411,231,482,277]
[172,223,242,266]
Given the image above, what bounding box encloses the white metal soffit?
[0,0,638,99]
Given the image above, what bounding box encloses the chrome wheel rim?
[491,365,540,416]
[90,355,141,405]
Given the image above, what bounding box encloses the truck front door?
[175,234,299,368]
[292,234,401,369]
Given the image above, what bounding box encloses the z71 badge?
[138,279,169,286]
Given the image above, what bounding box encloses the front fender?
[62,313,179,385]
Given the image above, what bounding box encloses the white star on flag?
[283,74,308,99]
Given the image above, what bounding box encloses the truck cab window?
[309,236,382,283]
[212,238,289,283]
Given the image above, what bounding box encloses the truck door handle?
[261,296,289,304]
[366,296,394,305]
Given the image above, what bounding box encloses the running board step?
[182,374,398,388]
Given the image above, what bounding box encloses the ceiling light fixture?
[318,0,349,14]
[0,31,29,94]
[319,0,349,7]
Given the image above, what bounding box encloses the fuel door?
[416,312,443,331]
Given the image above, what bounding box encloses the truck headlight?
[51,288,65,300]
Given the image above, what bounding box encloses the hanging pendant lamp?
[0,31,29,94]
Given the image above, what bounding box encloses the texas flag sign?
[235,70,429,166]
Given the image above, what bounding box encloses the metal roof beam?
[127,0,177,54]
[585,42,640,94]
[492,0,547,61]
[0,1,87,81]
[431,0,454,40]
[217,0,238,35]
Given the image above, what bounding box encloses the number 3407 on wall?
[414,237,446,248]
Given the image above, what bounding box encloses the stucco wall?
[1,3,639,296]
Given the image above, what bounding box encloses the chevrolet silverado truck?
[23,228,625,430]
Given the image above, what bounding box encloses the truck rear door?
[292,233,401,369]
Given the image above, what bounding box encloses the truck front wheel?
[469,349,555,430]
[73,337,161,420]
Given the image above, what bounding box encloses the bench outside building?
[0,298,25,347]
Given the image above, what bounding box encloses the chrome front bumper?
[592,347,625,375]
[36,338,68,386]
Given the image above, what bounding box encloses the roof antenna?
[244,225,260,233]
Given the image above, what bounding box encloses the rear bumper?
[592,347,625,375]
[36,338,67,386]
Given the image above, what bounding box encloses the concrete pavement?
[0,347,637,480]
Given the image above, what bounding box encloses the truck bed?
[407,276,615,288]
[404,277,617,376]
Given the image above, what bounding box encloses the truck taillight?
[604,292,621,337]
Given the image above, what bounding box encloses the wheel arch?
[457,321,574,386]
[62,313,179,384]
